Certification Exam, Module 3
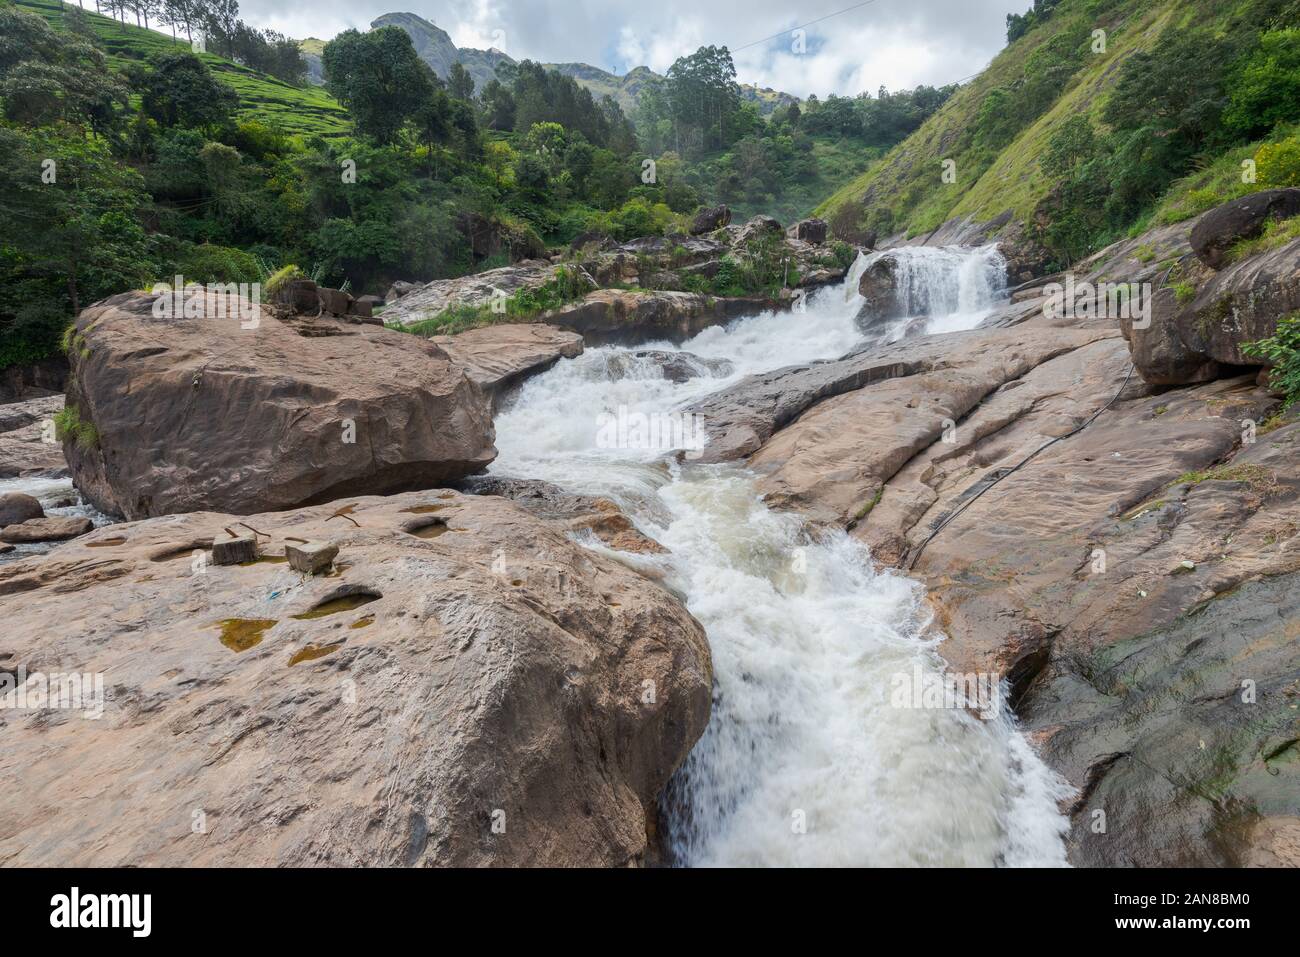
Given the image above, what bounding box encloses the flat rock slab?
[0,515,92,544]
[0,491,710,866]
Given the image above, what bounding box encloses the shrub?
[1244,312,1300,407]
[1255,138,1300,188]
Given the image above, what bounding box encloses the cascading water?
[490,253,1071,867]
[858,243,1008,340]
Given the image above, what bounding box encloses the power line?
[732,0,885,53]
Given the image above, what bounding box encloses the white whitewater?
[497,247,1070,866]
[862,243,1008,339]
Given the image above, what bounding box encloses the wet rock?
[0,491,710,866]
[689,204,731,235]
[212,534,257,566]
[61,290,496,520]
[606,350,735,384]
[0,515,92,543]
[856,255,905,324]
[1190,188,1300,269]
[0,492,44,527]
[457,476,668,555]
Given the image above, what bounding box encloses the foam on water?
[485,248,1069,865]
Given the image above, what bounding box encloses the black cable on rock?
[905,360,1138,570]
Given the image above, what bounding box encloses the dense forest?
[0,0,952,372]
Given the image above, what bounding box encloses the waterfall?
[858,244,1008,339]
[489,254,1071,867]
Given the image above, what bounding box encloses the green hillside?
[18,0,350,137]
[818,0,1300,264]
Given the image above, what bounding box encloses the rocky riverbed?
[1,199,1297,867]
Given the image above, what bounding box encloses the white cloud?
[239,0,1016,96]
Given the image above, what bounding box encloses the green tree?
[448,62,474,102]
[138,50,238,132]
[322,27,435,144]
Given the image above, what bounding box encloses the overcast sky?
[240,0,1021,99]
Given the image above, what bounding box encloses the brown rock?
[1128,240,1300,385]
[689,205,731,235]
[61,290,496,520]
[0,492,44,528]
[1190,188,1300,269]
[430,324,583,403]
[0,515,92,543]
[0,491,711,866]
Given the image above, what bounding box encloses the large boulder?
[547,288,791,346]
[689,204,731,235]
[1127,239,1300,385]
[62,290,496,520]
[789,218,829,244]
[1190,188,1300,269]
[856,254,905,325]
[0,492,43,527]
[735,215,784,246]
[0,490,712,866]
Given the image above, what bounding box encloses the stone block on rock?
[286,540,338,575]
[212,534,257,566]
[317,287,353,316]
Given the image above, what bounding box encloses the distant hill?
[301,11,799,116]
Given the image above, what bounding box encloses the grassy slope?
[815,0,1258,240]
[20,0,351,138]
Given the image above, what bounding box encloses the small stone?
[286,540,339,575]
[212,535,257,566]
[1181,560,1196,570]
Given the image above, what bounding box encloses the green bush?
[1256,138,1300,188]
[175,244,260,284]
[1244,312,1300,407]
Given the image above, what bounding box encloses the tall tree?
[322,27,434,144]
[447,61,474,102]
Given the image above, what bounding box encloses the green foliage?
[1256,136,1300,187]
[53,403,98,450]
[322,26,436,144]
[139,50,239,131]
[394,265,591,337]
[1223,30,1300,139]
[175,243,259,284]
[263,264,305,298]
[1245,315,1300,409]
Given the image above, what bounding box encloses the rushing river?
[489,247,1072,866]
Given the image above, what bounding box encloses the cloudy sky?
[241,0,1021,98]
